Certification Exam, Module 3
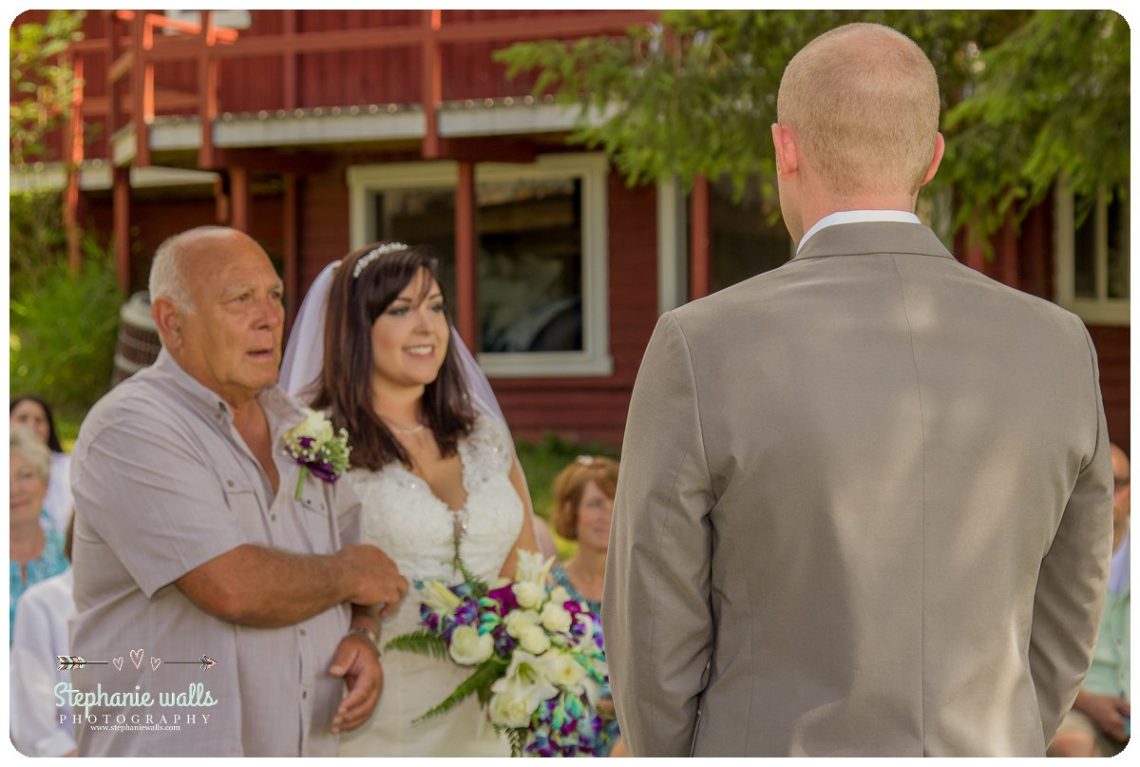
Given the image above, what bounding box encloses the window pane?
[710,175,792,293]
[476,178,583,353]
[1073,201,1097,299]
[372,189,457,303]
[1107,192,1129,299]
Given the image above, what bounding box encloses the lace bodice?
[347,414,523,599]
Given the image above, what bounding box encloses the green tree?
[496,10,1127,238]
[10,9,86,166]
[11,10,124,423]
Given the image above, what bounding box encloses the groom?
[604,23,1114,756]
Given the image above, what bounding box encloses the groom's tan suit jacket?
[603,221,1114,756]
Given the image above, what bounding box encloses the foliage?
[10,239,125,424]
[9,191,70,297]
[495,10,1127,238]
[10,10,86,166]
[941,11,1129,237]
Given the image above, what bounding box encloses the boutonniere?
[283,408,351,501]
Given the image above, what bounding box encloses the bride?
[281,241,539,756]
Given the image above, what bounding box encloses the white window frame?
[347,153,613,378]
[1053,179,1130,326]
[163,10,252,33]
[656,175,689,314]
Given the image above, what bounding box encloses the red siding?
[1088,325,1130,451]
[85,192,284,292]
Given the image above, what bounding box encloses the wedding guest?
[1049,443,1130,757]
[9,427,68,644]
[69,226,407,756]
[10,395,73,536]
[606,23,1112,756]
[10,518,76,757]
[550,455,622,756]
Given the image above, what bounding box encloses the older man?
[605,23,1113,756]
[69,226,407,756]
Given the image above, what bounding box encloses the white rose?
[420,580,462,613]
[549,585,571,606]
[540,601,573,634]
[518,624,551,655]
[540,649,587,691]
[448,625,494,666]
[297,408,334,444]
[503,609,541,639]
[512,581,546,610]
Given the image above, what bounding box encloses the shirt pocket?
[220,477,266,541]
[294,483,339,550]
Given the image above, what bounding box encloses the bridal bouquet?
[385,550,613,757]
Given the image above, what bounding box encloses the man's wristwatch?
[347,625,379,646]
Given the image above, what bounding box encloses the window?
[707,174,793,293]
[1054,180,1129,325]
[163,10,252,33]
[348,154,612,377]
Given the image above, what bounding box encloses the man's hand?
[341,544,408,618]
[328,633,382,734]
[1076,691,1130,741]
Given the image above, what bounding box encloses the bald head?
[149,226,253,313]
[777,23,940,197]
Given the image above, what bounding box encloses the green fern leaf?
[383,631,449,660]
[413,658,507,723]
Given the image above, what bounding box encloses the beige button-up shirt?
[69,349,361,756]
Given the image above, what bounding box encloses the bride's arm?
[499,457,541,580]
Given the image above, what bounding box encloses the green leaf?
[412,658,508,723]
[383,630,449,661]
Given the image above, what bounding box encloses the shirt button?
[227,480,234,488]
[302,690,308,700]
[299,628,307,637]
[271,513,277,522]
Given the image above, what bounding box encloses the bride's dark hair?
[312,242,475,471]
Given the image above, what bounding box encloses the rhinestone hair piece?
[352,242,409,279]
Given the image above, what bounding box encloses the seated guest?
[1049,444,1131,757]
[550,455,623,756]
[10,518,75,756]
[9,427,68,643]
[10,395,73,536]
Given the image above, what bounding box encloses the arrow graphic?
[57,656,111,670]
[163,655,218,671]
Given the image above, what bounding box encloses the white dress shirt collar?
[797,209,921,253]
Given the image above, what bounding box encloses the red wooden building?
[11,9,1129,449]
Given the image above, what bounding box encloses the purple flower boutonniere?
[283,408,351,500]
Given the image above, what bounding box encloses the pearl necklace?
[384,419,425,435]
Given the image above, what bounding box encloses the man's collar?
[152,348,303,432]
[797,210,920,254]
[792,219,955,263]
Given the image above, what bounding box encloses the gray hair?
[149,226,235,312]
[10,426,50,481]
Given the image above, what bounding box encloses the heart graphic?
[130,649,145,670]
[112,657,124,671]
[150,657,162,672]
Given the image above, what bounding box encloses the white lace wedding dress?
[337,414,522,757]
